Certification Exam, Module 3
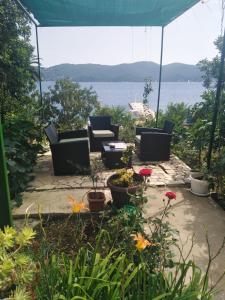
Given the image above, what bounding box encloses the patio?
[13,150,191,216]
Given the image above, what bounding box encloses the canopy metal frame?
[15,0,167,126]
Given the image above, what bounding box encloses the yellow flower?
[131,233,152,251]
[68,195,87,213]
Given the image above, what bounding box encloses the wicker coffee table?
[101,141,127,169]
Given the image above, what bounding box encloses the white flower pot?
[190,172,209,196]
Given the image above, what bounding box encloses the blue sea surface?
[41,81,204,111]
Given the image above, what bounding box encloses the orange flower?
[68,195,87,213]
[131,233,152,251]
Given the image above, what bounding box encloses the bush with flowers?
[2,188,223,299]
[110,168,136,187]
[30,189,224,299]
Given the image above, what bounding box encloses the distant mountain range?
[41,61,202,82]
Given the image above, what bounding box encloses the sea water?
[40,81,204,111]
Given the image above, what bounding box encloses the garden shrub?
[3,118,43,206]
[95,105,136,142]
[43,79,100,131]
[0,226,36,299]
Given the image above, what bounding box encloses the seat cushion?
[59,137,89,143]
[135,135,141,143]
[92,130,114,138]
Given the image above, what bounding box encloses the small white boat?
[129,101,155,120]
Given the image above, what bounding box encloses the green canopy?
[19,0,199,27]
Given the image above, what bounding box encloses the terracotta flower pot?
[87,191,105,212]
[107,173,143,209]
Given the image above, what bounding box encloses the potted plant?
[87,158,105,212]
[107,146,143,208]
[107,168,143,208]
[190,166,212,196]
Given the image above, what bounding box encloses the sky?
[30,0,224,67]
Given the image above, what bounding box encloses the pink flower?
[139,168,153,177]
[165,191,176,200]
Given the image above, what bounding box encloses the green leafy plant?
[143,77,153,106]
[95,105,135,142]
[0,0,37,123]
[43,79,100,130]
[121,145,134,167]
[4,118,43,206]
[34,230,217,300]
[0,226,36,299]
[89,158,104,193]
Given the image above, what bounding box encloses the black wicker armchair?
[135,120,175,161]
[44,123,90,175]
[88,116,120,151]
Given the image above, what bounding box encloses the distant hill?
[41,61,202,82]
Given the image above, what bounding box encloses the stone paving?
[13,150,191,216]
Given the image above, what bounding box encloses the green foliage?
[120,145,134,167]
[95,105,135,142]
[0,226,36,299]
[198,36,223,89]
[4,118,43,205]
[0,0,37,122]
[143,77,153,105]
[34,231,214,300]
[43,79,100,130]
[89,158,104,193]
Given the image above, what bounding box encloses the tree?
[0,0,37,123]
[142,78,153,106]
[198,36,223,89]
[43,79,100,130]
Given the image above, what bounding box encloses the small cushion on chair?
[59,137,89,143]
[92,130,115,138]
[135,135,141,143]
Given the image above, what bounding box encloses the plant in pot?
[87,158,105,212]
[120,145,134,168]
[190,165,213,197]
[107,146,143,209]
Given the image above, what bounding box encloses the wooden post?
[0,123,13,229]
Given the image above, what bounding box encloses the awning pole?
[0,123,13,229]
[14,0,39,26]
[207,30,225,169]
[156,26,164,127]
[35,25,43,121]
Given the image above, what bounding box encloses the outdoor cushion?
[135,135,141,143]
[92,130,114,138]
[59,137,89,143]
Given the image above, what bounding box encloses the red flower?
[139,168,153,177]
[165,191,176,200]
